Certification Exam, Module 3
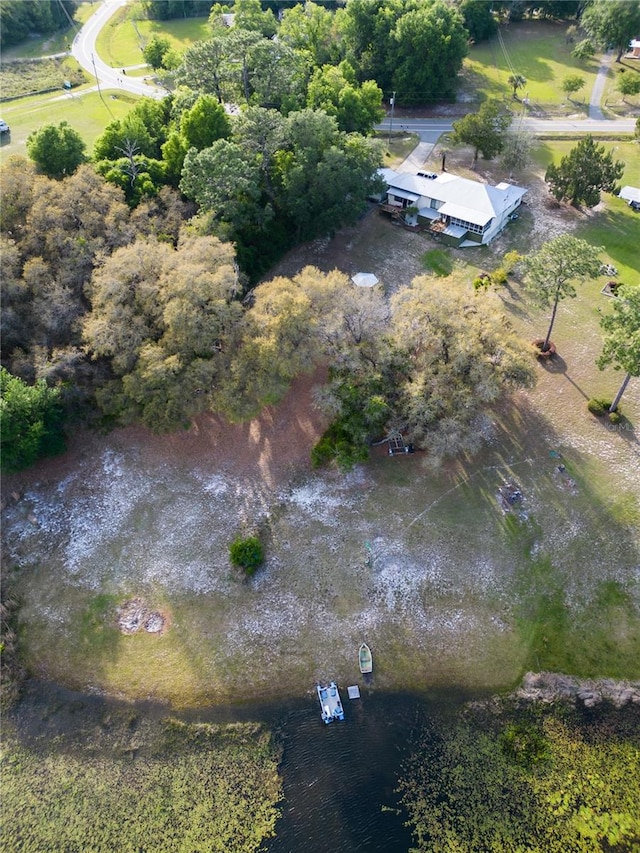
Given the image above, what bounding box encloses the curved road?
[71,0,167,99]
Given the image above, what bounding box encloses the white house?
[378,169,527,247]
[628,38,640,58]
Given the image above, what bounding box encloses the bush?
[587,397,610,417]
[608,409,622,425]
[229,536,264,575]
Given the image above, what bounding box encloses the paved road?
[71,0,167,99]
[377,116,637,141]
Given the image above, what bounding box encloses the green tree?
[391,2,469,103]
[83,236,243,431]
[306,63,384,133]
[174,37,230,102]
[458,0,498,42]
[180,139,268,238]
[582,0,640,62]
[545,135,624,207]
[278,1,340,67]
[142,34,172,69]
[229,535,265,576]
[338,0,406,92]
[0,368,66,472]
[571,38,596,61]
[522,235,602,352]
[94,153,167,207]
[508,73,527,98]
[501,130,533,175]
[180,94,231,150]
[451,100,512,165]
[247,40,308,111]
[0,0,77,48]
[389,277,535,459]
[561,73,585,101]
[617,72,640,103]
[26,121,86,179]
[597,284,640,412]
[234,0,277,37]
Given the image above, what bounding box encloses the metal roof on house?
[379,169,527,226]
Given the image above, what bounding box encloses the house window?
[430,198,438,209]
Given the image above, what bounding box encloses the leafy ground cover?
[461,20,600,112]
[399,699,640,853]
[1,707,281,853]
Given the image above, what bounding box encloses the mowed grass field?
[0,89,140,160]
[532,139,640,281]
[462,19,600,110]
[94,7,209,68]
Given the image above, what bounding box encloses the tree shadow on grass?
[441,395,640,677]
[537,352,591,401]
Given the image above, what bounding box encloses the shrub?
[229,536,264,575]
[587,397,610,416]
[608,409,622,425]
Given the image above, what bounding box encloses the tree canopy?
[82,235,243,432]
[452,100,513,165]
[26,121,86,180]
[0,367,66,472]
[545,136,624,207]
[315,275,535,467]
[581,0,640,62]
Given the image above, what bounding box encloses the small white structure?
[378,169,527,246]
[351,272,379,288]
[619,186,640,206]
[628,38,640,58]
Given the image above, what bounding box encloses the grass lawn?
[0,89,140,160]
[95,7,210,68]
[462,20,600,112]
[377,131,421,169]
[532,139,640,281]
[602,56,640,116]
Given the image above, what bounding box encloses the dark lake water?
[11,681,475,853]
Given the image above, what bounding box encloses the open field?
[0,88,140,159]
[95,7,209,68]
[462,20,601,112]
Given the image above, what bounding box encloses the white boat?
[359,643,373,674]
[317,682,345,724]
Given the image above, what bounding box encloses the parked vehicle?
[0,120,10,134]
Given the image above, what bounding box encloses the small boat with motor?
[359,643,373,674]
[317,681,345,724]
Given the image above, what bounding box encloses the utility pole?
[388,91,396,145]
